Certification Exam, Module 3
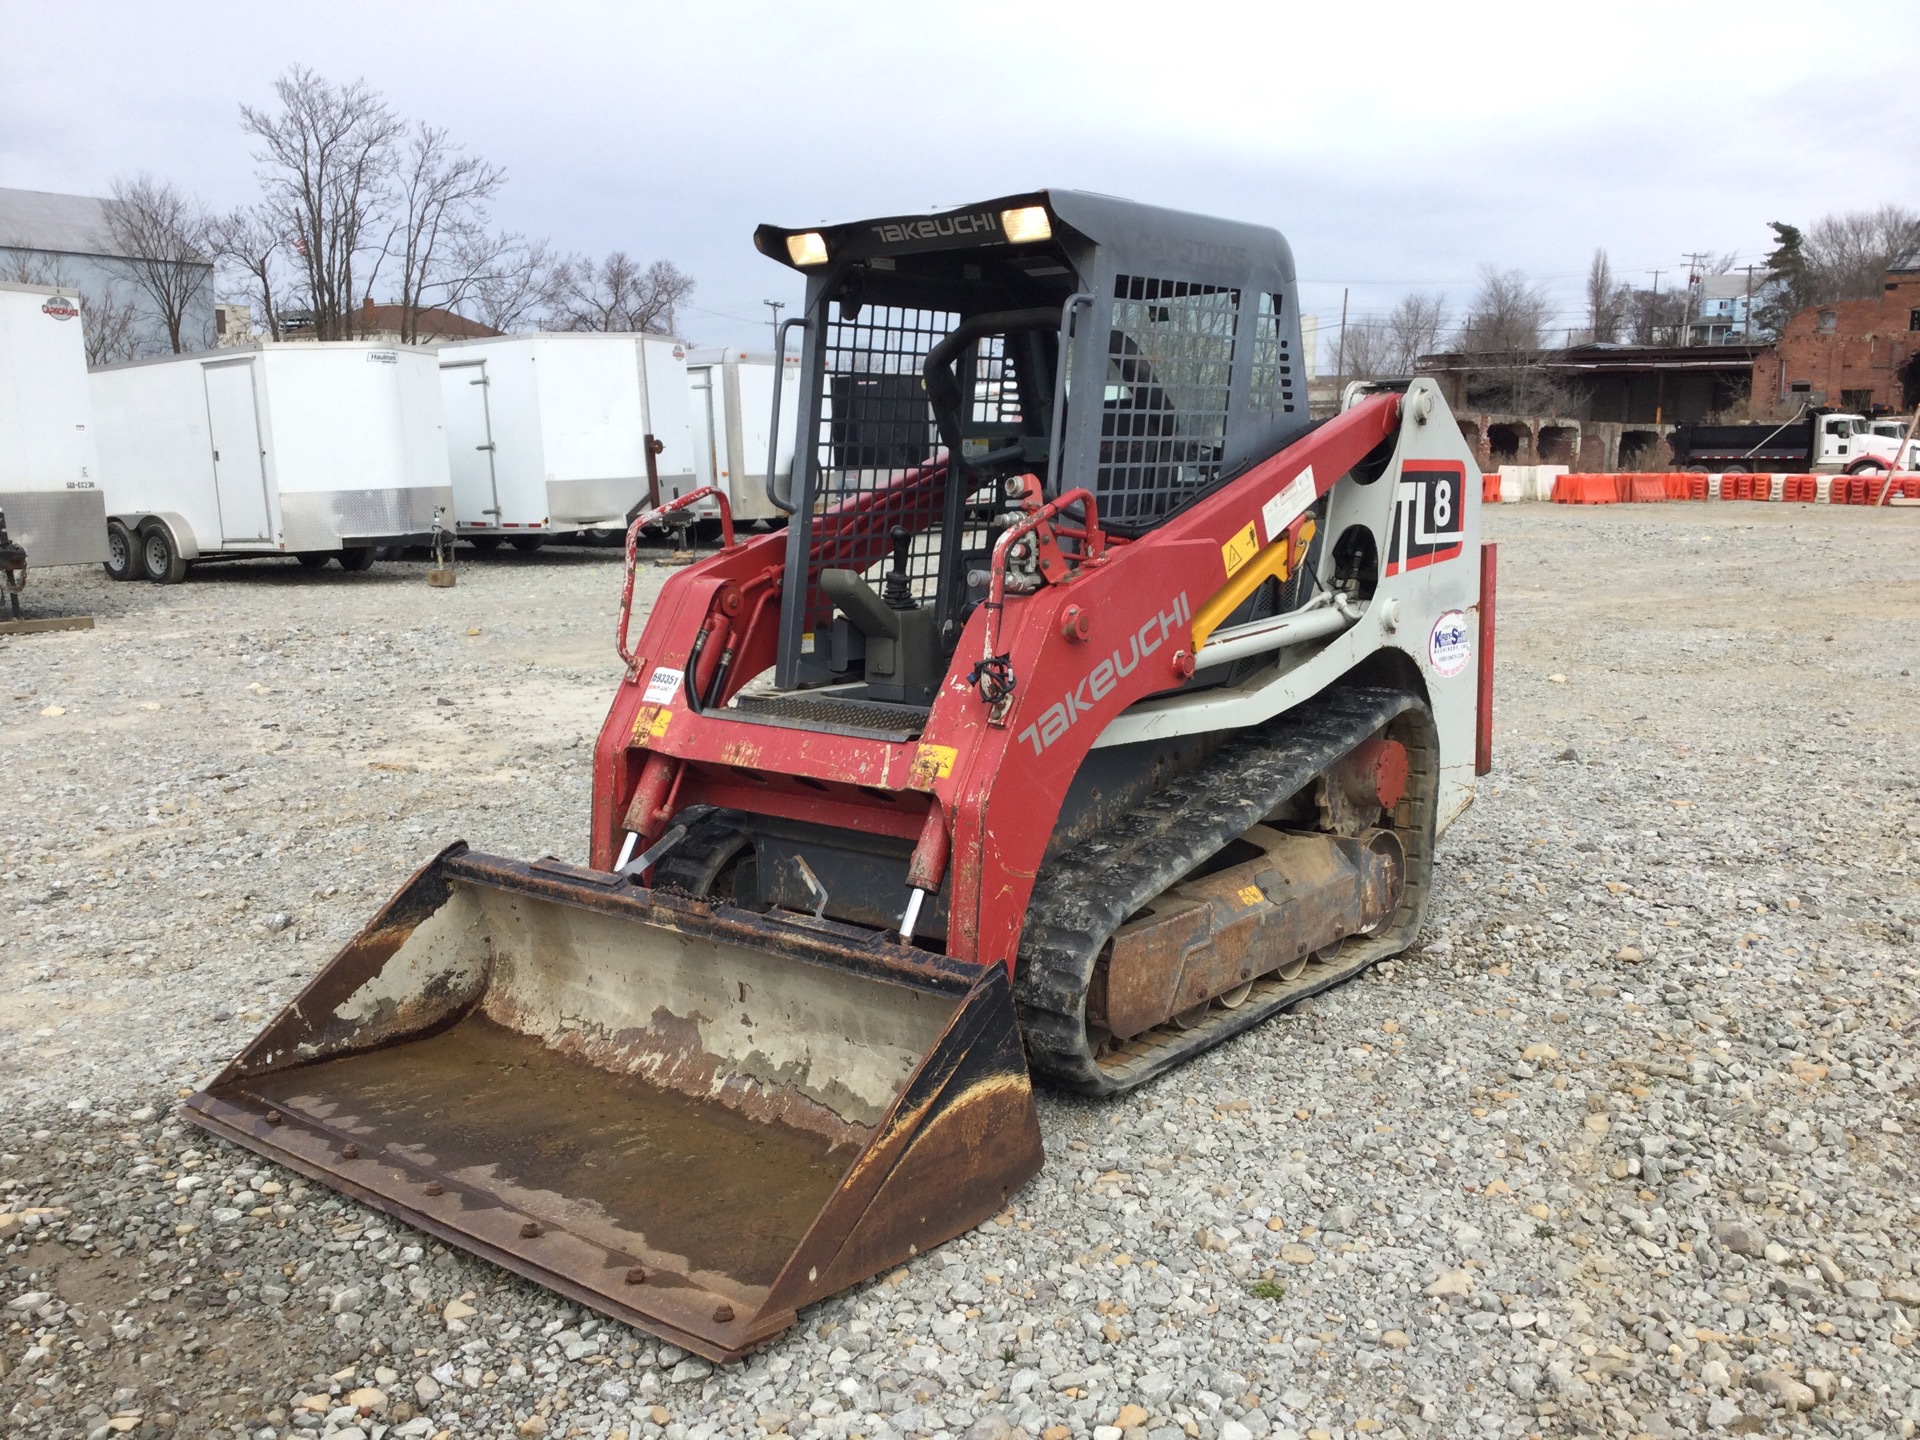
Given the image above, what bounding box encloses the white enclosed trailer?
[437,332,699,549]
[686,347,801,524]
[91,343,453,583]
[0,281,107,574]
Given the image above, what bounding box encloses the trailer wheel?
[104,520,137,582]
[338,547,376,572]
[509,535,547,553]
[468,535,503,552]
[296,552,331,571]
[139,524,188,585]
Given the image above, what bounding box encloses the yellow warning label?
[628,705,674,746]
[1221,521,1260,577]
[910,743,959,789]
[1237,884,1264,907]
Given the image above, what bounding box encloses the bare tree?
[1584,249,1623,343]
[546,252,695,334]
[1802,205,1920,302]
[366,123,506,343]
[1336,320,1393,380]
[1621,283,1687,345]
[1456,267,1565,412]
[100,174,214,353]
[80,286,142,366]
[209,206,287,340]
[467,236,559,333]
[1385,292,1446,372]
[241,66,402,340]
[1458,267,1550,354]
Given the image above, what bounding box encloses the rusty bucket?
[185,845,1042,1359]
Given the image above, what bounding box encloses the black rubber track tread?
[1014,684,1439,1096]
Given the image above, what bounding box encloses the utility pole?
[1645,269,1665,346]
[1680,252,1712,347]
[1334,287,1349,394]
[764,298,785,353]
[1741,263,1761,341]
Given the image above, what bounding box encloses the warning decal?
[1221,521,1260,577]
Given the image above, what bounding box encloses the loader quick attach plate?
[184,847,1043,1360]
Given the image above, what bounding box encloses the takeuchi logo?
[41,295,79,321]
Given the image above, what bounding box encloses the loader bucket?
[184,845,1043,1360]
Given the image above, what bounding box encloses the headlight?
[1000,207,1052,244]
[786,231,828,267]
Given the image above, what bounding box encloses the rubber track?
[1014,685,1437,1096]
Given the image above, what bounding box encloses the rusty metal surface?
[184,846,1042,1360]
[1088,825,1402,1040]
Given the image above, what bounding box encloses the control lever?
[881,526,916,611]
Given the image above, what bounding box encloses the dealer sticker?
[642,666,684,704]
[1429,610,1471,677]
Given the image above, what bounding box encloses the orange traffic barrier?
[1783,475,1817,503]
[1551,474,1619,504]
[1627,476,1667,503]
[1482,474,1501,504]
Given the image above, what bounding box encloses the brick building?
[1751,268,1920,419]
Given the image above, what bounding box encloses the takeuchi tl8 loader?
[188,191,1496,1360]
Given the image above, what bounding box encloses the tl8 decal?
[1386,461,1466,575]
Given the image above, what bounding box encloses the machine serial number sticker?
[642,667,684,704]
[629,705,674,745]
[910,743,958,788]
[1236,885,1264,907]
[1261,466,1316,543]
[1221,522,1260,577]
[1429,609,1471,677]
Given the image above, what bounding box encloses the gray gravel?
[4,505,1918,1440]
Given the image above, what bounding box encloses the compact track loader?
[188,191,1496,1360]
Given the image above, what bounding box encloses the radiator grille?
[1097,276,1240,528]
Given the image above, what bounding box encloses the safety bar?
[1045,294,1094,494]
[767,316,809,514]
[616,486,734,677]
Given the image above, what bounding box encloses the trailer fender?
[116,512,201,560]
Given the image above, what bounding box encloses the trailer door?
[689,365,719,490]
[204,359,271,542]
[442,359,500,528]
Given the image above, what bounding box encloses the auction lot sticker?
[1429,609,1471,676]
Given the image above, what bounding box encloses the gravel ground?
[3,505,1917,1440]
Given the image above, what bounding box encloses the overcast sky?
[5,0,1917,359]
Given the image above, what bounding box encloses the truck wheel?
[509,536,547,553]
[104,520,137,581]
[338,547,376,572]
[296,553,331,571]
[139,524,189,585]
[1845,456,1889,475]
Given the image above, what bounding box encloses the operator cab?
[752,190,1309,723]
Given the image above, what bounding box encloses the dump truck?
[1670,407,1920,474]
[188,191,1496,1361]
